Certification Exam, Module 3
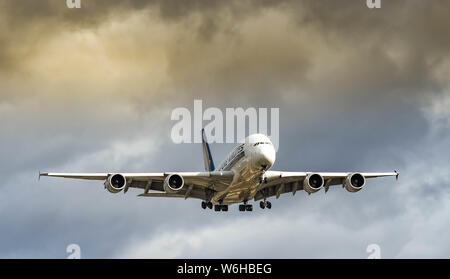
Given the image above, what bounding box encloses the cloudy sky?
[1,0,449,258]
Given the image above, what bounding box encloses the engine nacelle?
[344,173,366,193]
[164,174,184,193]
[105,173,127,193]
[303,173,324,194]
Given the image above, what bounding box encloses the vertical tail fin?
[202,129,215,171]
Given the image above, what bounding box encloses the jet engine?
[164,174,185,193]
[344,173,366,193]
[105,174,127,193]
[303,173,324,194]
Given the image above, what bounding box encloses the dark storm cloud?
[1,0,449,107]
[143,0,449,106]
[2,0,448,77]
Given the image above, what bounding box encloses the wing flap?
[255,170,398,200]
[138,193,185,198]
[40,171,235,197]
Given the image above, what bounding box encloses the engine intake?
[164,174,184,193]
[344,173,366,192]
[105,174,127,193]
[303,173,324,194]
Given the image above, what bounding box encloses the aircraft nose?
[255,146,275,171]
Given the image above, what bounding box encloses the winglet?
[394,170,399,180]
[38,171,48,181]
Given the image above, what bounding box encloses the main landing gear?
[202,201,228,211]
[259,200,272,209]
[239,200,253,212]
[239,204,253,211]
[201,201,213,210]
[202,200,271,211]
[214,204,228,212]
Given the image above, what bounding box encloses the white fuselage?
[212,134,276,204]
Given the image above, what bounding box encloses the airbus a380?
[41,129,398,212]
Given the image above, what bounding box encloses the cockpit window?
[253,142,271,146]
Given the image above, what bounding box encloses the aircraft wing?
[253,171,398,201]
[40,171,234,200]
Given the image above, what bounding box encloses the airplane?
[40,129,399,212]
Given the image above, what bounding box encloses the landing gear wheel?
[207,202,213,209]
[266,201,272,209]
[222,205,228,211]
[239,204,246,211]
[245,204,253,211]
[260,201,265,209]
[214,205,221,211]
[201,201,207,209]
